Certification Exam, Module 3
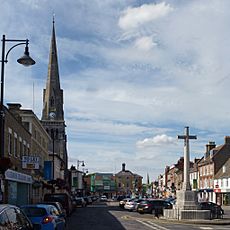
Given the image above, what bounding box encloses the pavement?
[159,205,230,225]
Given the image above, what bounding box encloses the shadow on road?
[66,203,126,230]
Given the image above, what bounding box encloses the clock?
[49,112,56,119]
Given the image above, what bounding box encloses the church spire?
[42,18,64,121]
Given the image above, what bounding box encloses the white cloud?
[118,2,173,31]
[134,36,156,51]
[136,134,177,148]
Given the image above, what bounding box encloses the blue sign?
[44,161,52,180]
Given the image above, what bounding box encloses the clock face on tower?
[49,112,56,119]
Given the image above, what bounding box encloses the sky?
[1,0,230,183]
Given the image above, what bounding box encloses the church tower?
[41,18,68,179]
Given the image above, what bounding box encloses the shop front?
[214,188,230,206]
[5,169,33,206]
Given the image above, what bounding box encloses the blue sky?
[1,0,230,182]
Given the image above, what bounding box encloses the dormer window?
[223,165,226,173]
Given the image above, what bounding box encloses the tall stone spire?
[42,17,64,121]
[41,18,68,181]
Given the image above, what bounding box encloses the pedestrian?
[155,208,159,218]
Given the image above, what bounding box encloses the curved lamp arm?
[5,42,27,63]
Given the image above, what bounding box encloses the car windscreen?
[21,207,47,217]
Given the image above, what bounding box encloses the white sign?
[22,156,40,170]
[5,169,33,184]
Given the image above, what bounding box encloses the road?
[66,202,230,230]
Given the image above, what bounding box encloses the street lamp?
[77,160,85,170]
[0,34,35,159]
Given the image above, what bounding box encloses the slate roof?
[214,158,230,179]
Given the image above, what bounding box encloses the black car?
[137,199,172,215]
[198,202,224,219]
[44,193,74,216]
[0,204,34,229]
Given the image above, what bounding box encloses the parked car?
[137,199,172,215]
[0,204,34,230]
[83,196,93,205]
[21,204,66,230]
[198,202,224,219]
[100,195,108,202]
[124,198,146,212]
[117,195,126,201]
[119,198,132,209]
[37,201,67,222]
[73,197,87,207]
[44,193,74,216]
[164,197,176,205]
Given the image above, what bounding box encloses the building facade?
[115,163,142,197]
[214,158,230,205]
[0,105,32,205]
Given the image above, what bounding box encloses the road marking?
[136,219,169,230]
[199,227,213,230]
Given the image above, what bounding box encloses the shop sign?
[5,169,33,184]
[22,156,40,170]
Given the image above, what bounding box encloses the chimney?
[122,163,126,171]
[7,103,22,122]
[225,136,230,145]
[205,141,216,159]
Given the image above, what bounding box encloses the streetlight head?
[17,46,35,66]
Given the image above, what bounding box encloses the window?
[23,144,27,155]
[5,208,20,229]
[8,133,13,156]
[19,138,23,159]
[221,179,223,187]
[14,133,18,157]
[0,211,10,229]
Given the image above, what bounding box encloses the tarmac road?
[66,201,230,230]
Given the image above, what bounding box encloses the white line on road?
[199,228,213,230]
[136,219,169,230]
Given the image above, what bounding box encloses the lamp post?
[0,34,35,159]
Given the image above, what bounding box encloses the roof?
[214,158,230,179]
[198,145,223,165]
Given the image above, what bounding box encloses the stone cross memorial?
[178,126,197,191]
